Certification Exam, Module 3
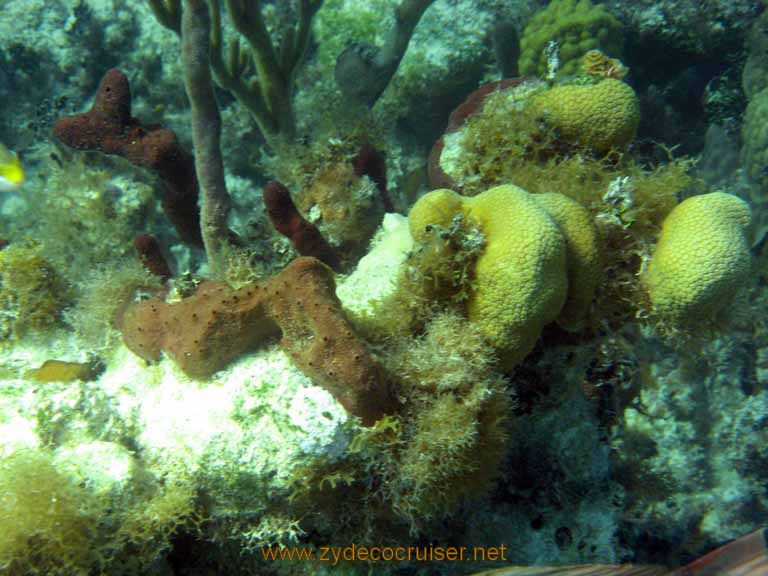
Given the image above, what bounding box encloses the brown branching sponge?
[53,69,202,246]
[117,257,397,425]
[149,0,324,144]
[134,234,172,282]
[263,180,342,271]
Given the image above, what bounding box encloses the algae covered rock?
[0,243,70,341]
[0,450,98,574]
[642,192,751,323]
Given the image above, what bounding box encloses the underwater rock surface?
[0,0,766,574]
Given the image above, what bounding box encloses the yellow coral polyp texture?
[643,192,752,322]
[518,0,623,78]
[409,185,599,366]
[532,192,601,329]
[531,78,640,154]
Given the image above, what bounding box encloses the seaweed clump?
[0,450,100,575]
[65,259,163,352]
[353,212,486,342]
[0,242,71,341]
[0,448,201,575]
[385,312,510,527]
[284,312,510,547]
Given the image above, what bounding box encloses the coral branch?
[147,0,181,33]
[334,0,435,106]
[54,69,202,246]
[152,0,324,143]
[263,181,341,271]
[117,257,397,425]
[134,234,172,282]
[181,0,233,277]
[353,142,392,212]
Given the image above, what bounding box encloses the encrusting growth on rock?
[117,257,396,425]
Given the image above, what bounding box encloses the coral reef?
[614,332,768,564]
[286,311,510,543]
[606,0,759,55]
[266,138,393,260]
[118,257,396,425]
[428,77,646,197]
[518,0,623,79]
[0,443,199,575]
[1,153,159,280]
[427,77,536,191]
[0,0,766,573]
[642,192,752,325]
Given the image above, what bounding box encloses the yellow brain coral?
[409,185,569,366]
[532,193,601,329]
[531,78,640,154]
[518,0,623,78]
[642,192,752,322]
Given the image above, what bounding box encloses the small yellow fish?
[0,143,24,191]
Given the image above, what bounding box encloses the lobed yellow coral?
[530,78,640,154]
[532,193,601,329]
[518,0,623,78]
[409,185,570,367]
[642,192,752,323]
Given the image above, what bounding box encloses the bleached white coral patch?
[337,212,412,315]
[96,344,349,493]
[53,440,133,496]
